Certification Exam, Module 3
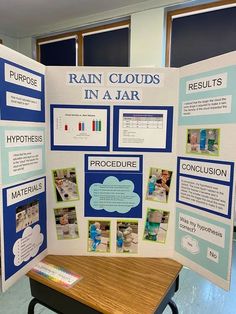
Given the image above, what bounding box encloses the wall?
[0,34,34,59]
[0,34,18,51]
[17,37,34,59]
[130,8,165,67]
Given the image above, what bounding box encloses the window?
[166,0,236,67]
[36,20,130,66]
[37,35,77,66]
[82,23,129,66]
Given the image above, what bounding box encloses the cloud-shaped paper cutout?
[181,235,199,254]
[13,224,44,266]
[89,176,140,214]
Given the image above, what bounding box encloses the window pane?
[40,38,76,66]
[83,28,129,66]
[170,6,236,67]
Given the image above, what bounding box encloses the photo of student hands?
[146,168,172,203]
[88,221,110,253]
[116,221,138,253]
[54,206,79,240]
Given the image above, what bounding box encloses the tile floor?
[0,240,235,314]
[163,239,236,314]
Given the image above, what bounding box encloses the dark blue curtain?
[83,28,129,66]
[171,7,236,67]
[40,38,76,66]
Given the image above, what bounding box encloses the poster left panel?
[0,45,47,292]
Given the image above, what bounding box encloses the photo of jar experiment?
[16,200,39,232]
[88,221,110,253]
[54,207,79,240]
[143,208,169,243]
[186,128,219,156]
[146,168,172,203]
[116,221,138,254]
[52,167,79,202]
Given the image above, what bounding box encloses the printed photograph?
[116,221,138,253]
[54,206,79,240]
[143,208,169,243]
[88,220,110,253]
[186,128,220,156]
[52,167,79,202]
[16,200,39,232]
[146,168,172,203]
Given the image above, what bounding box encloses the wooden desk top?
[27,255,182,314]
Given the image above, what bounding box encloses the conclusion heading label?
[179,159,231,182]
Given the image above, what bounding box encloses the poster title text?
[67,72,164,102]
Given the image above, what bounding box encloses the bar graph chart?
[52,106,109,149]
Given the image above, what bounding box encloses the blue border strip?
[176,157,234,219]
[113,105,173,152]
[0,58,45,122]
[50,104,110,151]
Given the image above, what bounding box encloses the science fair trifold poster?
[0,45,235,292]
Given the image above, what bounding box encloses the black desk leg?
[168,299,179,314]
[28,297,60,314]
[28,298,38,314]
[167,275,179,314]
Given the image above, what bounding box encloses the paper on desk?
[32,261,82,287]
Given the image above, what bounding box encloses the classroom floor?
[0,240,235,314]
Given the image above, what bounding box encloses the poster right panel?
[175,52,236,290]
